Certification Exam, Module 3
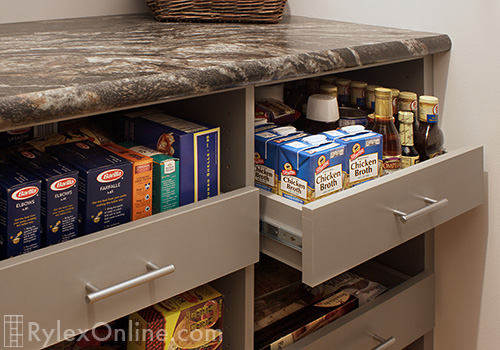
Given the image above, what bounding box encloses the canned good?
[339,107,367,127]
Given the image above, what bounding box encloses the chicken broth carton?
[119,142,179,214]
[327,129,383,188]
[46,140,132,235]
[278,135,346,204]
[7,148,79,246]
[254,127,309,194]
[124,112,219,206]
[0,161,41,259]
[128,284,223,350]
[101,143,153,221]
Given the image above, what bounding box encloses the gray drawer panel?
[0,187,259,349]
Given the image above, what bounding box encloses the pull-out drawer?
[0,187,259,349]
[285,269,435,350]
[260,145,484,286]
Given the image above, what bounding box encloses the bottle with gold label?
[415,95,445,161]
[398,91,419,139]
[364,84,380,130]
[371,87,402,174]
[390,88,400,128]
[398,111,419,168]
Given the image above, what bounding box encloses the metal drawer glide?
[259,220,303,251]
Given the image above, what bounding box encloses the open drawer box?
[260,144,484,287]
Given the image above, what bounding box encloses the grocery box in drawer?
[260,145,484,286]
[0,186,259,349]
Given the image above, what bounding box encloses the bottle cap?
[273,126,297,136]
[350,81,368,89]
[419,95,439,104]
[335,78,351,87]
[390,88,400,97]
[319,84,338,97]
[255,83,284,102]
[374,87,392,98]
[321,76,337,84]
[306,94,340,123]
[365,85,381,92]
[399,91,417,100]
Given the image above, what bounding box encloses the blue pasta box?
[124,112,219,206]
[278,135,346,204]
[0,127,34,148]
[325,128,383,188]
[45,140,132,235]
[254,126,309,194]
[6,148,79,246]
[0,161,42,259]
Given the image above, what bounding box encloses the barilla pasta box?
[101,143,153,221]
[127,284,223,350]
[325,129,383,188]
[119,142,179,214]
[0,161,41,259]
[254,127,309,194]
[6,148,79,246]
[278,135,345,204]
[124,113,219,206]
[45,140,132,235]
[0,127,34,148]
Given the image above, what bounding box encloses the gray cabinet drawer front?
[288,272,435,350]
[0,187,259,349]
[261,145,483,286]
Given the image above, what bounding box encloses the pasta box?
[6,148,79,246]
[119,142,179,214]
[128,284,223,350]
[101,142,153,221]
[0,161,42,259]
[45,140,132,235]
[124,112,219,206]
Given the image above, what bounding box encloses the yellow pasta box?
[101,143,153,221]
[128,284,223,350]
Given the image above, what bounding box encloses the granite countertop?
[0,14,451,130]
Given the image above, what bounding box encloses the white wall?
[285,1,498,349]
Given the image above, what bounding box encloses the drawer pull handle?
[85,262,175,304]
[371,334,396,350]
[393,197,449,223]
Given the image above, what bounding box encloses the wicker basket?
[146,0,288,23]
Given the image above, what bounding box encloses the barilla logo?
[50,177,77,191]
[21,151,36,159]
[97,169,124,183]
[7,127,31,135]
[12,186,39,200]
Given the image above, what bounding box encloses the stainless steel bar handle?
[85,262,175,304]
[393,197,449,223]
[370,334,396,350]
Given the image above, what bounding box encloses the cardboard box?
[124,112,219,206]
[45,140,132,235]
[277,135,346,204]
[0,127,34,148]
[0,161,42,259]
[254,128,309,194]
[6,148,79,246]
[101,143,153,221]
[255,290,358,350]
[330,131,383,188]
[128,284,224,350]
[119,142,179,214]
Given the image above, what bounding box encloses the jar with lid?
[364,84,380,129]
[371,87,402,174]
[414,95,445,161]
[350,81,368,109]
[398,91,418,136]
[304,94,340,134]
[335,78,351,107]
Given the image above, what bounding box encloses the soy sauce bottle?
[415,95,445,161]
[372,87,402,174]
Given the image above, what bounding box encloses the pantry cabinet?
[0,14,483,350]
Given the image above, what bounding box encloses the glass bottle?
[335,78,351,107]
[371,87,402,174]
[364,84,380,130]
[414,95,445,161]
[390,88,400,128]
[398,111,420,168]
[350,81,367,109]
[398,91,418,139]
